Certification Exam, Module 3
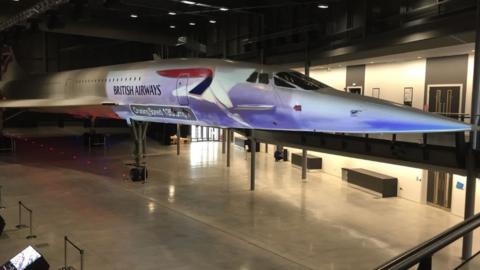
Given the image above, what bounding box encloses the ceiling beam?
[0,0,69,31]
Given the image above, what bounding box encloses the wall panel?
[364,59,426,109]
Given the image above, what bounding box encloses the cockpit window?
[258,73,269,84]
[246,72,258,83]
[274,77,295,88]
[276,71,330,90]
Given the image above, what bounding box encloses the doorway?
[191,126,221,142]
[427,171,452,210]
[427,85,461,119]
[346,86,363,95]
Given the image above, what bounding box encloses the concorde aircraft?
[0,46,472,180]
[0,46,472,133]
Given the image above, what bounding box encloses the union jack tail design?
[1,46,14,80]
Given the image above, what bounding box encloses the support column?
[462,0,480,259]
[265,143,268,153]
[222,129,226,154]
[90,117,95,134]
[226,129,231,167]
[250,134,256,191]
[176,124,180,155]
[0,109,3,135]
[259,14,265,66]
[305,35,311,77]
[302,149,307,181]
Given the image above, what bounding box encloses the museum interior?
[1,0,480,269]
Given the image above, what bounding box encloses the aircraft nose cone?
[362,104,472,133]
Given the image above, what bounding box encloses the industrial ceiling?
[0,0,477,67]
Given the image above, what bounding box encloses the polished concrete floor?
[0,134,474,269]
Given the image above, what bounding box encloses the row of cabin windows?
[74,77,142,84]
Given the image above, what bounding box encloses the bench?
[291,153,322,170]
[342,168,398,197]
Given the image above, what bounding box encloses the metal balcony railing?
[375,212,480,270]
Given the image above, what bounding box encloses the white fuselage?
[0,58,472,133]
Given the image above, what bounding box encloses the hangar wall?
[309,67,347,90]
[307,53,474,115]
[465,54,475,118]
[309,150,426,203]
[346,65,366,93]
[284,146,480,217]
[292,50,479,217]
[364,59,426,109]
[425,55,469,114]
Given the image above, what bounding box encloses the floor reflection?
[189,142,219,166]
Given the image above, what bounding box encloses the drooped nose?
[363,104,471,133]
[349,96,472,133]
[296,90,472,133]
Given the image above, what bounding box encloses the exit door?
[176,75,189,106]
[347,86,363,95]
[427,171,452,210]
[191,126,221,142]
[428,85,461,119]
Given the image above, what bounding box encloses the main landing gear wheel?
[129,167,148,182]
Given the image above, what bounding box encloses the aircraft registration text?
[130,105,197,121]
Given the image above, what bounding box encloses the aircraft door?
[65,79,74,98]
[176,75,189,106]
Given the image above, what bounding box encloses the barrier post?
[0,186,5,209]
[60,236,85,270]
[80,249,84,270]
[16,201,36,238]
[26,206,36,239]
[64,236,67,270]
[16,201,27,229]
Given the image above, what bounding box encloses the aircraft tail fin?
[1,45,26,84]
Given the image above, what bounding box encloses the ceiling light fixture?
[318,4,329,9]
[209,19,216,24]
[170,25,176,29]
[189,22,196,26]
[168,11,176,15]
[219,7,229,11]
[181,0,196,5]
[196,3,211,7]
[130,14,138,18]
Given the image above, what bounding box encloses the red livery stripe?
[157,68,213,78]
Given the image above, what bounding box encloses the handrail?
[61,236,85,270]
[15,201,36,239]
[455,249,480,269]
[376,212,480,270]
